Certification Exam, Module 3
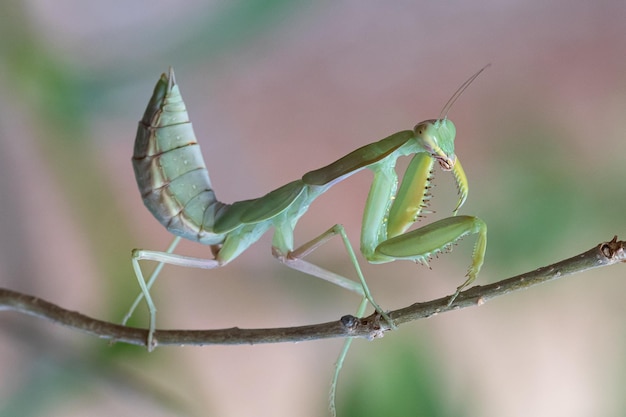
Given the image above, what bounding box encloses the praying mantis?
[124,67,487,358]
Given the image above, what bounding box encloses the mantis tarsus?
[124,66,487,413]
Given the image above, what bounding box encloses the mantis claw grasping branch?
[125,67,487,361]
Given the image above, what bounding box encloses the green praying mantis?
[124,67,488,357]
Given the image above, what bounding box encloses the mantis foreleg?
[359,137,487,304]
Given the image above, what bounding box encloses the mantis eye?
[413,120,439,152]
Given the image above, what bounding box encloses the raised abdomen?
[132,69,225,245]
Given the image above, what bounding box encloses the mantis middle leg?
[272,223,394,326]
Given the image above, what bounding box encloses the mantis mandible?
[124,67,487,355]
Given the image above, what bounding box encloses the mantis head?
[413,118,457,171]
[413,118,469,215]
[410,64,489,215]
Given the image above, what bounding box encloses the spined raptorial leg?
[375,215,487,305]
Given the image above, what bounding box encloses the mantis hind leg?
[127,238,223,350]
[123,236,182,327]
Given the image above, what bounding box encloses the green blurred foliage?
[339,337,463,417]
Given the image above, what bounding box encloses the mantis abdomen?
[132,71,225,245]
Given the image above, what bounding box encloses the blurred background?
[1,1,625,416]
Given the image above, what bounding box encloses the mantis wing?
[302,130,414,186]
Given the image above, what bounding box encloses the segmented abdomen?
[132,69,225,245]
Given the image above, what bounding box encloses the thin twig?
[1,236,624,349]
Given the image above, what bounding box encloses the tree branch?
[1,236,624,349]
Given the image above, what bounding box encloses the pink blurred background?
[1,2,625,416]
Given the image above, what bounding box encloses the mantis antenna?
[438,64,490,121]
